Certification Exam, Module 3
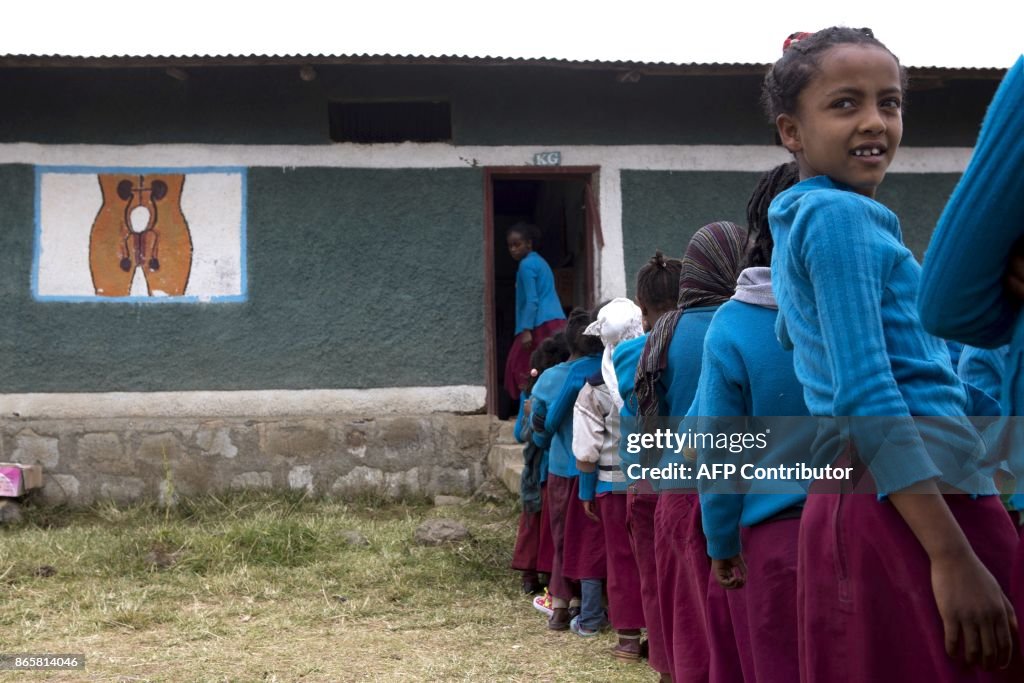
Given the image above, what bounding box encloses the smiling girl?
[765,28,1022,681]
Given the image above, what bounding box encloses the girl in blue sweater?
[916,56,1024,658]
[639,221,747,683]
[504,222,567,400]
[511,335,570,597]
[765,28,1020,680]
[614,252,682,682]
[530,308,602,630]
[693,161,806,683]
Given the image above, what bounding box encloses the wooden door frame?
[483,166,600,415]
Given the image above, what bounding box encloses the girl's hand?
[931,553,1018,670]
[521,330,533,349]
[582,500,600,522]
[711,555,747,590]
[1004,238,1024,302]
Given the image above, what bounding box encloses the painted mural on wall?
[34,167,247,302]
[90,173,192,297]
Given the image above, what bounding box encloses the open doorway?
[484,168,600,418]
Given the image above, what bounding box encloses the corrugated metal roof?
[0,53,1008,80]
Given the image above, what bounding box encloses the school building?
[0,53,1006,505]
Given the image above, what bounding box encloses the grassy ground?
[0,492,657,682]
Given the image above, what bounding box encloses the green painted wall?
[621,170,961,296]
[621,171,757,295]
[0,65,999,146]
[875,174,961,257]
[0,165,485,392]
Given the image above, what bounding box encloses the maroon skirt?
[1014,523,1024,659]
[707,575,751,683]
[546,474,577,601]
[503,318,567,399]
[627,489,671,675]
[511,508,542,572]
[654,491,711,683]
[799,492,1023,683]
[536,483,554,574]
[737,517,799,683]
[562,478,607,580]
[598,492,645,630]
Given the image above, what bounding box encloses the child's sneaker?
[532,590,554,617]
[569,614,604,637]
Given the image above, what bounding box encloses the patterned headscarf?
[635,221,747,423]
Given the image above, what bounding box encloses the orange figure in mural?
[89,174,193,297]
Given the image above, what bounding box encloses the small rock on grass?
[144,543,182,569]
[433,495,467,507]
[472,478,511,504]
[413,518,470,546]
[341,530,370,547]
[0,499,23,525]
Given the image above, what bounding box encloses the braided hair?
[741,161,800,269]
[761,27,908,121]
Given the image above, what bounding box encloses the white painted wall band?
[0,386,487,419]
[1,142,972,309]
[0,143,973,173]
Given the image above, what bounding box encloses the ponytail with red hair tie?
[782,32,813,52]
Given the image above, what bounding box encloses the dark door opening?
[484,168,599,418]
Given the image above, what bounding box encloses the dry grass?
[0,492,656,682]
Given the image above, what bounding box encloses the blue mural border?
[32,165,249,304]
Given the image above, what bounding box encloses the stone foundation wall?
[0,413,497,507]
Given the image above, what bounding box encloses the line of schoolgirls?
[510,26,1024,683]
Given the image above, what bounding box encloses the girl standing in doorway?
[505,222,567,400]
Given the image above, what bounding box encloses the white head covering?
[583,297,644,410]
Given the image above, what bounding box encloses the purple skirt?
[599,492,645,630]
[536,484,553,574]
[504,318,567,399]
[511,507,541,572]
[654,491,711,683]
[545,474,577,601]
[628,489,671,675]
[1010,519,1024,668]
[707,575,752,683]
[562,478,608,580]
[739,517,799,683]
[799,491,1023,682]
